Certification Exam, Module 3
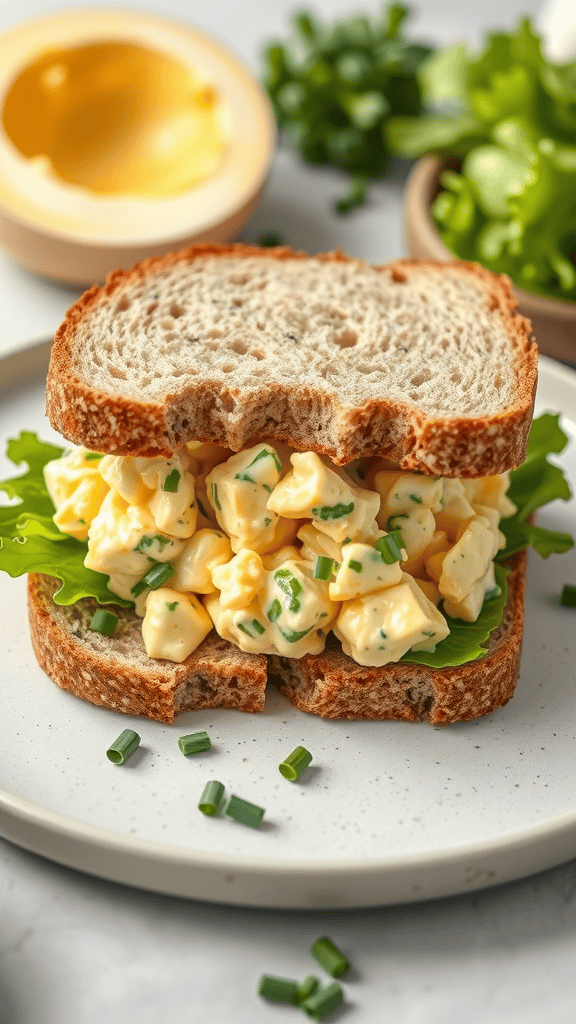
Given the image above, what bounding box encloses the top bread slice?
[46,244,537,477]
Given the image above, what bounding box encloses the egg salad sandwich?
[0,244,573,723]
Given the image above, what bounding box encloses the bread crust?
[28,553,526,724]
[27,574,267,724]
[270,552,527,724]
[46,244,537,477]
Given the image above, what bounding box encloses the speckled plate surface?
[0,342,575,908]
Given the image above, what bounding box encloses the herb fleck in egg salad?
[43,442,517,667]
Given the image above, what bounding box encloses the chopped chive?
[84,452,103,461]
[234,471,255,484]
[223,793,264,828]
[131,560,175,596]
[279,625,313,643]
[409,492,423,503]
[311,501,354,521]
[106,729,140,765]
[301,981,344,1020]
[342,536,352,545]
[379,629,387,639]
[267,598,282,622]
[89,609,118,636]
[279,745,313,781]
[257,975,299,1003]
[166,601,179,611]
[238,619,265,639]
[247,447,282,473]
[295,975,320,1004]
[162,468,180,492]
[178,731,211,756]
[198,780,225,816]
[314,555,335,580]
[196,496,209,519]
[274,568,302,611]
[212,483,221,510]
[259,231,285,248]
[311,937,349,978]
[134,534,173,553]
[560,584,576,607]
[348,559,363,572]
[375,532,403,564]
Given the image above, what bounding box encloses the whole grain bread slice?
[28,573,267,723]
[46,244,537,477]
[269,552,527,724]
[29,554,526,725]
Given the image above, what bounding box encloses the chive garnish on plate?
[223,793,265,829]
[178,731,211,756]
[560,584,576,607]
[198,780,225,816]
[106,729,140,765]
[279,745,313,782]
[257,975,299,1003]
[301,981,344,1020]
[311,936,349,978]
[314,555,335,581]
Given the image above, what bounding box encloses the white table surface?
[4,1,576,1022]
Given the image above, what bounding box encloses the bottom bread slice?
[27,573,267,724]
[269,552,527,724]
[28,553,526,726]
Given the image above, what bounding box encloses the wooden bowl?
[404,156,576,367]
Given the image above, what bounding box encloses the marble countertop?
[3,0,576,1021]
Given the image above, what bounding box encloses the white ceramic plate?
[0,342,575,909]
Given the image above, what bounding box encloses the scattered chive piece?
[560,584,576,607]
[106,729,140,765]
[259,231,285,248]
[162,468,180,492]
[89,609,118,636]
[375,532,403,564]
[301,981,344,1020]
[348,559,363,573]
[178,731,211,756]
[223,793,265,829]
[84,452,103,461]
[279,745,313,782]
[295,975,320,1004]
[311,937,349,978]
[198,780,225,816]
[314,555,335,581]
[257,975,299,1003]
[131,560,175,597]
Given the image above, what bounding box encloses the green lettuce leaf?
[402,563,508,668]
[0,431,132,607]
[500,412,574,559]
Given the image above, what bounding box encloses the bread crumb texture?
[47,245,537,475]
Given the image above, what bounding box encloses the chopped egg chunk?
[171,528,232,594]
[206,443,282,552]
[439,516,497,604]
[443,562,497,621]
[268,452,379,543]
[329,542,402,601]
[142,588,212,662]
[374,470,443,515]
[211,549,266,610]
[334,575,449,666]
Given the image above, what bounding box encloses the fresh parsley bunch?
[261,3,432,212]
[387,19,576,300]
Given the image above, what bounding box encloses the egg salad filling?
[43,441,516,668]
